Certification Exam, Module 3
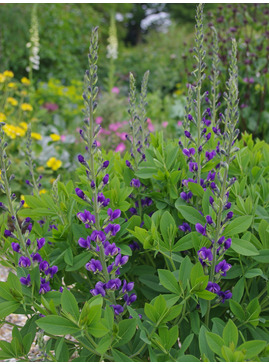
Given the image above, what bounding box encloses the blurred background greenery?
[0,3,268,196]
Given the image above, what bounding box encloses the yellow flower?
[3,70,14,78]
[255,84,264,93]
[50,178,56,184]
[7,82,16,88]
[50,133,61,141]
[20,122,28,131]
[47,157,62,171]
[21,103,33,112]
[31,132,42,140]
[37,166,45,173]
[0,170,2,181]
[3,124,26,139]
[0,74,6,83]
[21,77,30,85]
[21,195,29,208]
[7,97,18,106]
[39,189,47,195]
[21,90,27,97]
[0,113,7,122]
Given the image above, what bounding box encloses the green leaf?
[55,338,69,362]
[114,319,137,348]
[64,248,73,266]
[175,205,205,225]
[188,182,204,198]
[112,349,133,362]
[0,301,20,319]
[179,256,193,290]
[160,211,176,248]
[144,303,158,323]
[66,251,92,271]
[190,263,204,288]
[199,326,214,362]
[223,319,238,347]
[173,232,195,252]
[237,340,266,358]
[231,238,259,256]
[206,332,224,358]
[196,290,216,300]
[158,269,181,294]
[223,216,253,236]
[96,334,111,355]
[37,316,79,335]
[229,299,245,321]
[61,288,79,321]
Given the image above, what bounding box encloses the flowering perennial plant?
[0,4,268,362]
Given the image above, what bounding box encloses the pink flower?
[111,87,120,94]
[109,123,122,132]
[96,140,101,147]
[147,119,154,132]
[99,128,111,135]
[60,135,66,142]
[115,143,126,152]
[162,121,168,128]
[43,102,59,112]
[116,132,127,141]
[96,116,103,124]
[177,121,183,127]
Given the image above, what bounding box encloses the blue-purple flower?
[215,260,232,276]
[195,223,207,236]
[130,179,141,188]
[107,208,121,221]
[85,259,103,273]
[198,247,213,266]
[106,278,121,290]
[78,236,91,249]
[20,274,31,286]
[110,304,124,315]
[90,281,106,297]
[37,238,45,250]
[206,281,221,293]
[11,242,20,253]
[19,256,31,268]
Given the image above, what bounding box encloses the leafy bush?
[0,4,268,362]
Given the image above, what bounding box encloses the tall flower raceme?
[107,10,118,93]
[0,123,57,294]
[25,126,42,196]
[76,27,136,316]
[26,4,40,80]
[178,5,239,315]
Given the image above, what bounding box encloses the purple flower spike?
[225,202,232,210]
[126,160,131,168]
[226,211,233,220]
[20,274,31,287]
[122,280,134,293]
[130,179,141,188]
[107,208,121,221]
[115,254,129,267]
[103,174,109,185]
[209,196,214,205]
[187,114,193,121]
[129,241,140,251]
[19,256,31,268]
[217,236,225,245]
[85,259,103,273]
[124,293,137,306]
[110,304,124,315]
[78,154,85,164]
[189,162,198,173]
[224,238,232,250]
[11,242,20,253]
[206,216,213,225]
[103,161,109,168]
[215,260,232,276]
[37,238,45,250]
[106,278,121,290]
[198,247,213,266]
[205,150,216,161]
[104,243,119,256]
[45,266,58,278]
[195,223,207,236]
[39,278,51,294]
[78,236,91,249]
[179,222,191,232]
[77,210,95,225]
[97,192,110,207]
[218,290,232,303]
[90,230,106,243]
[184,131,191,138]
[75,188,85,200]
[4,230,12,237]
[206,281,221,294]
[91,282,106,297]
[39,260,49,272]
[31,253,42,264]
